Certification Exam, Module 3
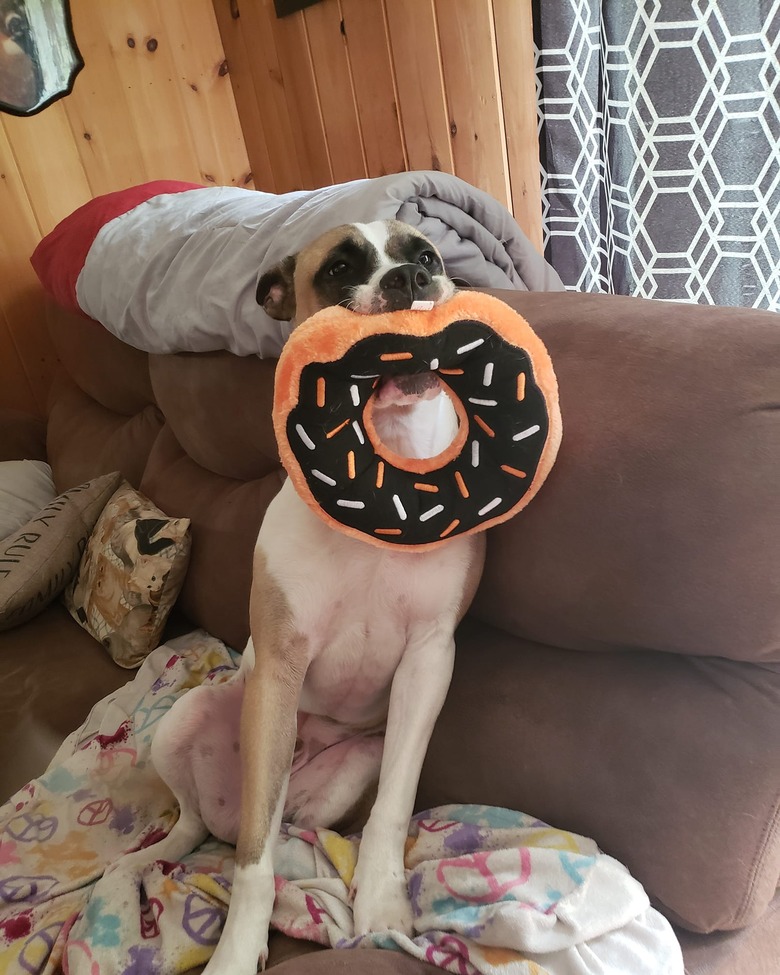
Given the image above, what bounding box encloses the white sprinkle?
[350,373,381,379]
[457,338,485,355]
[393,495,408,520]
[471,440,480,467]
[312,469,336,486]
[296,424,316,450]
[352,421,365,444]
[337,499,366,509]
[483,362,494,386]
[478,497,502,517]
[468,397,498,407]
[350,384,361,406]
[411,300,435,311]
[513,424,541,442]
[430,358,440,370]
[419,504,445,522]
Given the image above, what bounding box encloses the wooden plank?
[492,0,543,249]
[0,122,58,415]
[434,0,511,208]
[93,0,203,183]
[63,0,150,197]
[269,9,332,188]
[384,0,454,174]
[226,0,303,192]
[1,104,91,234]
[212,0,276,191]
[303,0,367,184]
[158,0,252,188]
[339,0,406,177]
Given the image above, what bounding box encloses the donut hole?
[363,379,469,472]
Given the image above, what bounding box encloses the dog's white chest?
[257,480,471,726]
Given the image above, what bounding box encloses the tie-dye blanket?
[0,631,683,975]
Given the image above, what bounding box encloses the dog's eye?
[418,251,437,268]
[327,261,349,277]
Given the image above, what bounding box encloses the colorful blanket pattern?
[0,632,682,975]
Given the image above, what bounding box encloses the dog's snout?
[379,263,432,299]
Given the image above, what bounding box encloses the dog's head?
[256,220,456,326]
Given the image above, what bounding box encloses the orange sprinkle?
[517,373,526,401]
[316,377,326,407]
[474,415,496,438]
[455,471,469,498]
[414,483,439,493]
[439,368,464,375]
[347,451,356,480]
[380,352,414,361]
[501,464,527,478]
[375,528,403,536]
[326,418,350,439]
[440,519,461,539]
[376,461,385,489]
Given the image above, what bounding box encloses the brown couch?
[1,290,778,974]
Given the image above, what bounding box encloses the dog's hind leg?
[285,724,383,833]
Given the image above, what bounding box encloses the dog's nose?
[379,263,432,298]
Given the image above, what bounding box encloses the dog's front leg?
[351,618,457,937]
[205,629,308,975]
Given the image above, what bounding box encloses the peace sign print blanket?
[0,631,683,975]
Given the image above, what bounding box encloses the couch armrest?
[0,408,47,463]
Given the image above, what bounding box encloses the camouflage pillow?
[63,481,191,667]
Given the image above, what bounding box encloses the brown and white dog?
[108,221,486,974]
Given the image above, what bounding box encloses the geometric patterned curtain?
[533,0,780,312]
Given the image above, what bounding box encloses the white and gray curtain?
[533,0,780,311]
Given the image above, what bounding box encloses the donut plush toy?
[273,291,562,551]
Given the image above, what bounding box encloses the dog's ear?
[256,255,297,321]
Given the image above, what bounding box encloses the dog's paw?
[350,864,414,938]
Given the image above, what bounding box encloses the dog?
[107,221,486,974]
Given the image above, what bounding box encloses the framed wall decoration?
[0,0,82,117]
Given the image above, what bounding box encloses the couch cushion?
[47,376,164,491]
[419,616,780,934]
[0,408,47,462]
[0,602,129,801]
[140,425,283,651]
[46,301,154,416]
[148,351,279,480]
[473,290,780,662]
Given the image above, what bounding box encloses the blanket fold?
[0,632,682,975]
[31,172,563,358]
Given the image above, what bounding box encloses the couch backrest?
[46,290,780,662]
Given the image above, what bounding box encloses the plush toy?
[273,291,562,551]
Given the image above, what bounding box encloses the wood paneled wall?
[213,0,542,243]
[0,0,542,419]
[0,0,250,417]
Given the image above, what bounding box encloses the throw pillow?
[0,471,122,631]
[63,482,191,667]
[0,460,56,538]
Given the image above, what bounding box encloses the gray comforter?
[76,171,563,356]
